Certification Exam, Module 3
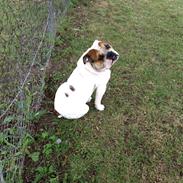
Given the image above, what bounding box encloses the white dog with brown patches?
[54,40,119,119]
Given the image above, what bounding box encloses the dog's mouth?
[104,51,119,69]
[104,59,115,69]
[112,59,116,64]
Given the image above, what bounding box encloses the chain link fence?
[0,0,69,182]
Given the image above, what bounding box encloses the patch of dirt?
[97,1,109,8]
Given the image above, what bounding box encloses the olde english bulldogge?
[54,40,119,119]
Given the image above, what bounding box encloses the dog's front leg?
[95,85,107,111]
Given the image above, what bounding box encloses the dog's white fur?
[54,40,119,119]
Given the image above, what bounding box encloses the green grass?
[23,0,183,182]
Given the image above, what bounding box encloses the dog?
[54,40,119,119]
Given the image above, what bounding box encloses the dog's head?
[83,40,119,71]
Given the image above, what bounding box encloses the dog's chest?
[66,66,109,101]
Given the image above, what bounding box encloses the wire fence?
[0,0,69,182]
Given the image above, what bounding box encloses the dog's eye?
[105,44,111,49]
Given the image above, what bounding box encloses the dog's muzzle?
[106,51,119,62]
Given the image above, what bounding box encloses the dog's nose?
[112,54,118,61]
[107,51,119,61]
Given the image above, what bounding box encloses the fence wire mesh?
[0,0,69,182]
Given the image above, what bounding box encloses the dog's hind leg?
[76,104,89,119]
[83,104,89,115]
[69,104,89,119]
[59,104,89,119]
[87,96,92,103]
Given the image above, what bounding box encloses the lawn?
[23,0,183,182]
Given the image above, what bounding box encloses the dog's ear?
[83,54,92,64]
[83,49,99,64]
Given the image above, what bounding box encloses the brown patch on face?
[83,49,103,63]
[98,41,106,49]
[83,49,105,70]
[86,49,99,61]
[92,60,104,70]
[98,41,111,50]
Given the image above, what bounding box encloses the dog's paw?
[87,97,92,103]
[95,104,105,111]
[58,115,62,118]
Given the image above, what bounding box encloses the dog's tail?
[58,115,62,118]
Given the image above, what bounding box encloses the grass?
[23,0,183,182]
